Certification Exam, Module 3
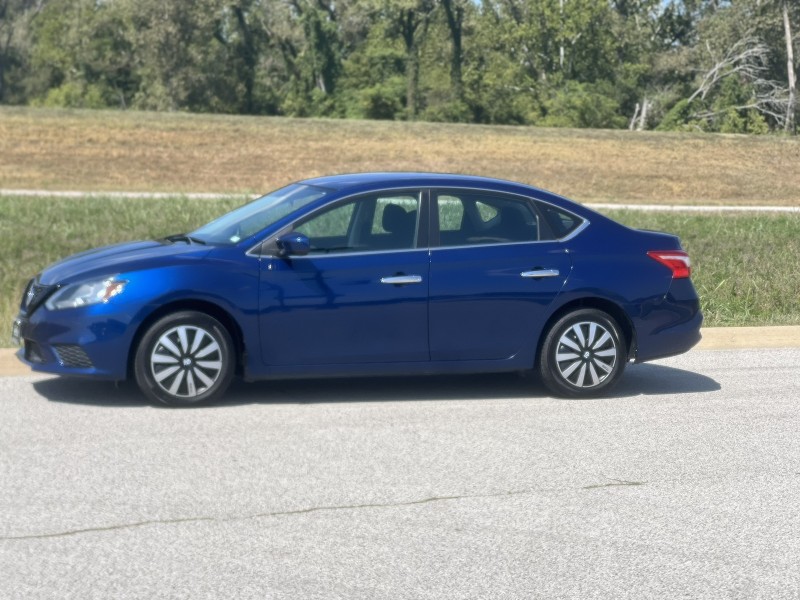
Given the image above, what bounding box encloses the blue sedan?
[13,173,702,405]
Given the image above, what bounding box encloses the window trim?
[429,187,588,249]
[248,187,429,258]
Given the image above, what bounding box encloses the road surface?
[1,348,799,599]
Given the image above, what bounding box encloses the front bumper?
[13,308,135,380]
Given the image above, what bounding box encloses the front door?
[259,191,430,366]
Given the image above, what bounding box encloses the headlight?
[45,277,128,311]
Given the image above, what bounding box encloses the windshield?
[191,183,330,244]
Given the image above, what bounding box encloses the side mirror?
[276,232,311,257]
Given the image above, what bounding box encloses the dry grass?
[2,106,800,204]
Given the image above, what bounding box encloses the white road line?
[586,202,800,213]
[1,189,799,212]
[0,189,248,200]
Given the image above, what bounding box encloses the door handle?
[521,269,560,279]
[380,275,423,285]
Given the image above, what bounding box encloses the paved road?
[1,348,799,599]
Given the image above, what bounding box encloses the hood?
[39,239,212,285]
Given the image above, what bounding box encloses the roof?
[300,172,534,192]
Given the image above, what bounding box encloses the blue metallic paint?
[14,173,702,387]
[259,249,430,366]
[428,242,572,361]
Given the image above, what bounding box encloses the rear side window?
[434,190,584,245]
[435,192,539,246]
[438,195,464,231]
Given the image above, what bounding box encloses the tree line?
[0,0,797,133]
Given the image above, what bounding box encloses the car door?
[258,190,430,366]
[428,189,574,361]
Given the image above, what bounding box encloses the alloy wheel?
[149,325,224,399]
[554,320,618,389]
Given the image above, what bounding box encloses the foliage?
[541,81,627,129]
[0,0,797,132]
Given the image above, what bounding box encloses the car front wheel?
[539,308,626,398]
[134,311,234,407]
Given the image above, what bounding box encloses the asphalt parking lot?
[1,347,799,599]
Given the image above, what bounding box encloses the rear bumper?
[632,278,703,363]
[634,309,703,363]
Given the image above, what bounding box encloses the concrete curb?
[695,326,800,350]
[2,326,799,378]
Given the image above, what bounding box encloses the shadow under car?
[32,362,720,408]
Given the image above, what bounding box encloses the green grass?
[1,195,242,347]
[602,210,800,327]
[2,195,798,347]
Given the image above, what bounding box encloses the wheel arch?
[127,299,246,380]
[536,297,636,367]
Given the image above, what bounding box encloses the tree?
[26,0,139,108]
[655,0,796,132]
[214,1,264,114]
[440,0,465,103]
[0,0,46,103]
[401,0,436,117]
[781,0,796,132]
[129,0,215,111]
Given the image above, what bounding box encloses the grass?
[603,210,800,327]
[0,195,241,347]
[2,106,800,205]
[2,194,798,347]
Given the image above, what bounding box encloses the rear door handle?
[380,275,423,285]
[521,269,560,279]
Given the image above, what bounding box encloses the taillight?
[647,250,692,279]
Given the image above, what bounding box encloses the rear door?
[428,190,573,361]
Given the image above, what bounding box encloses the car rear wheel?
[134,311,234,407]
[539,308,626,398]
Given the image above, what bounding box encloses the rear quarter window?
[536,202,583,240]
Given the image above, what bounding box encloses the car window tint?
[295,193,420,254]
[475,201,498,223]
[536,202,581,240]
[436,192,539,246]
[438,196,464,231]
[296,202,355,239]
[372,196,418,234]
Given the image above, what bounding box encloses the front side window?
[294,193,421,254]
[296,202,355,240]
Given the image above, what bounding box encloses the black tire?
[134,311,235,407]
[538,308,627,398]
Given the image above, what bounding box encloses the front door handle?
[521,269,560,279]
[380,275,423,285]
